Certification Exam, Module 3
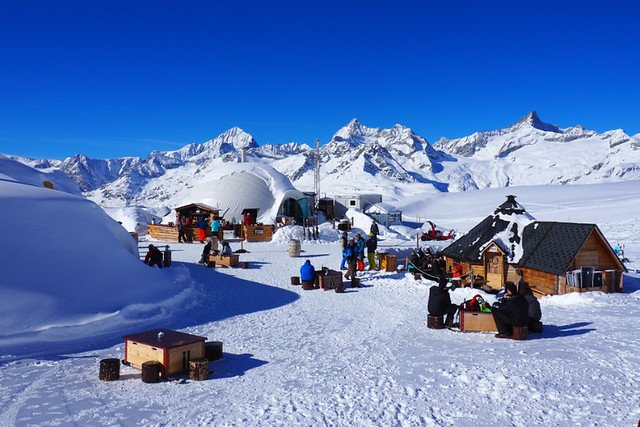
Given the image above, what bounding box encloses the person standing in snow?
[197,217,208,243]
[366,233,377,270]
[354,233,365,258]
[370,220,379,237]
[344,239,358,281]
[339,231,349,270]
[176,215,187,243]
[210,217,222,240]
[144,244,163,268]
[491,282,529,338]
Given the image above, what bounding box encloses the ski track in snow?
[1,234,639,426]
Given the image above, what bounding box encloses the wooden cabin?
[440,195,626,297]
[122,328,206,377]
[147,203,221,242]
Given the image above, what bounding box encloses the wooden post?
[427,315,444,329]
[189,358,210,381]
[332,219,335,229]
[99,358,120,381]
[351,278,360,288]
[512,326,529,340]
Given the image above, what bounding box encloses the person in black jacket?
[370,220,379,236]
[492,282,529,338]
[428,276,458,326]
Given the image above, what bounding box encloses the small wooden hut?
[122,328,207,377]
[440,195,626,296]
[147,203,220,242]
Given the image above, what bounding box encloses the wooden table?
[459,310,497,332]
[318,270,343,290]
[208,254,239,267]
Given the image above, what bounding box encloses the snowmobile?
[421,221,454,241]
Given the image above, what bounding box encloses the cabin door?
[484,253,504,289]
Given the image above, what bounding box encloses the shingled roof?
[439,195,535,263]
[518,222,595,275]
[440,196,625,276]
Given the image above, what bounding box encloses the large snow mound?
[0,180,188,346]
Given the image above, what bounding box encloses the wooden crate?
[459,310,497,333]
[122,328,206,377]
[318,272,343,290]
[380,255,397,272]
[209,254,239,267]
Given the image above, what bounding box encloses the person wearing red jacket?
[144,244,163,268]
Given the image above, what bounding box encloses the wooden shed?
[147,203,221,242]
[440,195,626,297]
[122,328,206,377]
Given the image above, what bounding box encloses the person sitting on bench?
[428,276,458,327]
[519,282,543,332]
[300,259,317,286]
[220,241,232,256]
[492,282,529,338]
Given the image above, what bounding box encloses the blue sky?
[1,1,639,160]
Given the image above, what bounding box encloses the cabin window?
[350,200,356,206]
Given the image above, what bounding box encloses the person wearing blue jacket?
[354,233,365,259]
[300,259,317,284]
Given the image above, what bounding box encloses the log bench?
[427,315,444,329]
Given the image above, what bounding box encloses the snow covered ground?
[1,179,640,426]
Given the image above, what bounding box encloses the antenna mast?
[314,139,320,212]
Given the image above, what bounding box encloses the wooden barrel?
[288,239,301,257]
[99,358,120,381]
[241,261,249,269]
[291,276,300,286]
[189,358,210,381]
[205,341,223,361]
[141,361,163,383]
[427,315,444,329]
[335,283,345,293]
[302,280,314,290]
[512,326,529,340]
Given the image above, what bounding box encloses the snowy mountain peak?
[510,111,561,133]
[207,127,259,150]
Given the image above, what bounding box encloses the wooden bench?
[208,254,239,267]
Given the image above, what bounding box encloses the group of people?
[408,248,446,277]
[175,215,225,244]
[198,238,232,264]
[428,276,542,338]
[339,222,379,281]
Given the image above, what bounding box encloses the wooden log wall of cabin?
[568,230,622,272]
[519,267,557,296]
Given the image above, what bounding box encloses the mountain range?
[6,111,640,209]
